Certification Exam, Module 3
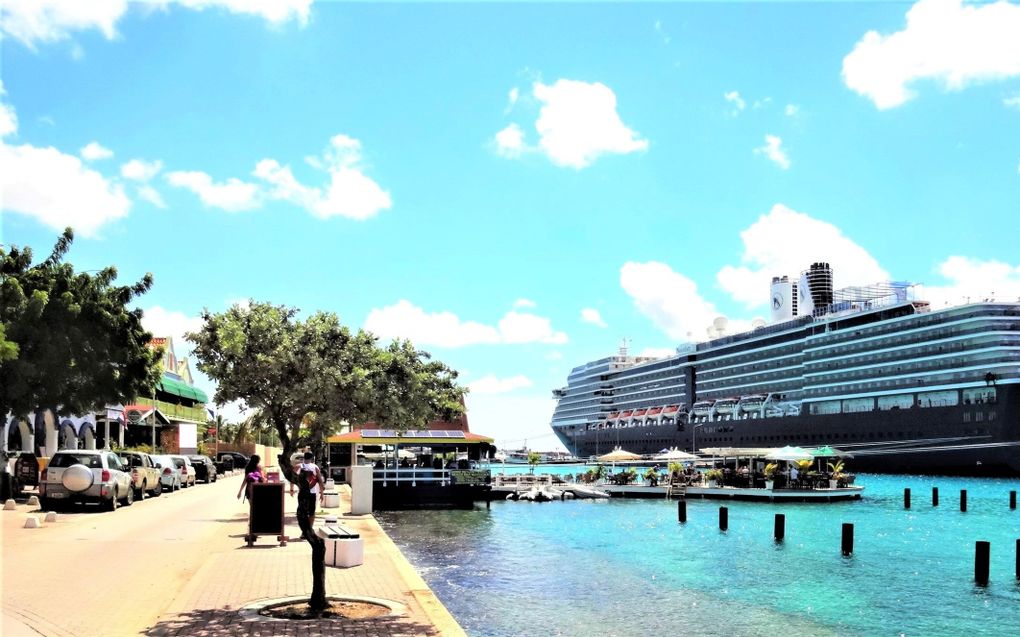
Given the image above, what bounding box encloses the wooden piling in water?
[1016,539,1019,580]
[841,523,854,556]
[932,486,939,507]
[719,506,728,531]
[904,488,911,509]
[774,513,785,542]
[960,489,968,512]
[678,499,687,524]
[975,541,990,587]
[1010,490,1016,510]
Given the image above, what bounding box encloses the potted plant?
[763,462,779,490]
[705,468,724,487]
[827,460,845,489]
[643,466,660,487]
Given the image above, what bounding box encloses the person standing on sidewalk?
[296,451,324,528]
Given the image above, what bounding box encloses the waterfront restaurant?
[326,428,496,509]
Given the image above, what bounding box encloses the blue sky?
[3,0,1020,451]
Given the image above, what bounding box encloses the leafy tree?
[1,229,161,456]
[187,301,463,613]
[527,451,541,474]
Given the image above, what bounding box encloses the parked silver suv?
[40,450,134,511]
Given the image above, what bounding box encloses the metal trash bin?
[316,523,363,568]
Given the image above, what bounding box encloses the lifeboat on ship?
[738,394,766,414]
[714,398,738,415]
[691,401,714,417]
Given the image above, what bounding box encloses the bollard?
[904,488,911,509]
[26,495,39,507]
[719,506,728,532]
[932,486,939,507]
[841,523,854,556]
[774,513,786,542]
[1016,539,1020,581]
[961,489,968,513]
[44,511,57,523]
[677,499,687,524]
[1011,490,1016,510]
[24,516,40,529]
[3,499,15,511]
[975,541,990,587]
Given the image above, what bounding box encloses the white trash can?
[317,524,363,568]
[322,491,340,508]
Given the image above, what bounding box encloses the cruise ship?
[550,263,1020,476]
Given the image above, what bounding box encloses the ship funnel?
[799,262,833,317]
[770,275,797,323]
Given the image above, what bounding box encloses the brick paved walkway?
[147,485,465,637]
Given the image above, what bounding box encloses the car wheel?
[135,482,145,501]
[153,480,162,496]
[125,485,135,506]
[105,489,118,511]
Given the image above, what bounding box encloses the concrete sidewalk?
[147,485,466,637]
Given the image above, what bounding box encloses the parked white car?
[169,454,197,488]
[40,450,134,511]
[152,455,181,491]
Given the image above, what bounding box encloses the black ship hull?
[556,385,1020,476]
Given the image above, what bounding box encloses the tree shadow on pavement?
[146,608,441,636]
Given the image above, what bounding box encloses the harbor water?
[377,467,1020,637]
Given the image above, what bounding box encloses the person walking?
[296,451,324,528]
[237,454,263,502]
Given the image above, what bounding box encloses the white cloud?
[724,90,746,113]
[622,261,741,341]
[254,133,391,220]
[752,97,772,109]
[754,134,791,170]
[0,81,17,137]
[467,374,534,395]
[1005,95,1020,109]
[80,141,113,161]
[545,351,562,361]
[654,19,671,45]
[121,158,162,181]
[364,300,568,348]
[497,79,647,169]
[1,0,311,49]
[637,347,675,359]
[165,170,260,211]
[0,141,131,237]
[923,256,1020,306]
[785,104,800,117]
[843,0,1020,110]
[716,204,888,308]
[173,0,312,26]
[580,308,608,328]
[494,123,525,158]
[0,0,126,48]
[513,298,536,309]
[464,394,562,452]
[507,87,519,109]
[137,184,167,209]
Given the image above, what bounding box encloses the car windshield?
[119,454,144,467]
[172,458,185,468]
[50,454,101,469]
[188,456,204,463]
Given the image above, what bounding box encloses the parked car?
[39,450,134,511]
[169,455,197,488]
[117,451,162,499]
[152,455,181,491]
[217,451,248,472]
[187,455,217,483]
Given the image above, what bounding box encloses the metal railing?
[135,397,206,423]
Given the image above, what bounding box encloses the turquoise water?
[377,468,1020,637]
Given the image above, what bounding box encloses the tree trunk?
[278,443,328,614]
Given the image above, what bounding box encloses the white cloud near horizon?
[495,79,648,169]
[467,374,534,395]
[364,300,568,348]
[165,170,260,211]
[754,134,791,170]
[843,0,1020,110]
[580,308,608,328]
[80,141,113,161]
[1,0,311,49]
[621,261,734,342]
[923,256,1020,307]
[513,298,537,309]
[717,204,888,308]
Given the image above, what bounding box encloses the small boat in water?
[565,485,610,499]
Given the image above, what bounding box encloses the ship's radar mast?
[619,337,630,357]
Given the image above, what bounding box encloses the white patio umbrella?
[653,447,698,462]
[597,447,642,463]
[765,445,813,462]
